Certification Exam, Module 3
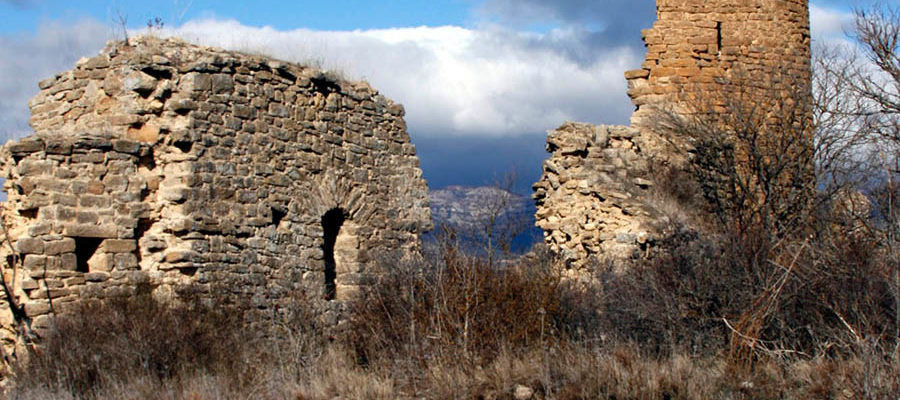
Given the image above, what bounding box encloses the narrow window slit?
[134,218,153,262]
[321,208,346,300]
[716,22,723,56]
[272,207,287,226]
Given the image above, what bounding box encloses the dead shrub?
[597,219,897,365]
[4,234,898,399]
[345,239,568,367]
[9,287,258,397]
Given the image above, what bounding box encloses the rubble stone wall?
[534,0,811,269]
[0,37,431,351]
[532,123,666,268]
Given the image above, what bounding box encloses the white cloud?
[11,2,855,142]
[0,17,640,142]
[0,19,112,143]
[810,3,854,45]
[166,19,640,137]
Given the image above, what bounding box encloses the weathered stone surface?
[23,302,51,316]
[8,139,44,154]
[62,224,118,238]
[100,239,137,253]
[44,238,76,255]
[15,237,44,255]
[534,123,671,268]
[85,272,110,282]
[0,36,432,361]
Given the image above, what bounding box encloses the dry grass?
[5,226,900,399]
[11,341,899,399]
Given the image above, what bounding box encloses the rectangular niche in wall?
[73,237,103,273]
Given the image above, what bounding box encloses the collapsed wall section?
[0,37,431,353]
[533,123,666,270]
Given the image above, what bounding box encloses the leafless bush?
[806,1,900,356]
[4,231,899,399]
[10,286,254,396]
[345,238,568,368]
[596,217,897,367]
[654,67,816,240]
[6,284,333,399]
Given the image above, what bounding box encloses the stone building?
[0,37,432,353]
[533,0,812,269]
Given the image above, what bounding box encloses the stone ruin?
[533,0,812,270]
[0,37,432,355]
[532,123,662,267]
[0,0,817,363]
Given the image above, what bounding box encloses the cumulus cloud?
[1,1,850,144]
[810,3,854,45]
[164,19,640,137]
[0,16,640,142]
[0,19,111,143]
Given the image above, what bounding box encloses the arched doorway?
[321,208,360,301]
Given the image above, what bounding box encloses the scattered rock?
[514,384,534,400]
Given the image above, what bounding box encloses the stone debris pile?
[533,123,665,269]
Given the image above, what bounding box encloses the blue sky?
[0,0,880,192]
[0,0,475,34]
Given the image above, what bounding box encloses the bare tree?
[841,3,900,355]
[655,67,816,240]
[471,172,531,267]
[811,44,876,196]
[850,4,900,147]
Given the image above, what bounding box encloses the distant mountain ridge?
[428,185,542,254]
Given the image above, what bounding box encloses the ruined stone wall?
[532,123,665,269]
[533,0,811,269]
[0,37,431,351]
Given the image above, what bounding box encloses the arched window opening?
[321,208,345,300]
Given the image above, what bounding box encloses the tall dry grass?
[5,222,900,399]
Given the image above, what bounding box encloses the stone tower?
[626,0,811,127]
[532,0,812,269]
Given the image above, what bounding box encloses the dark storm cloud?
[478,0,656,48]
[415,134,549,194]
